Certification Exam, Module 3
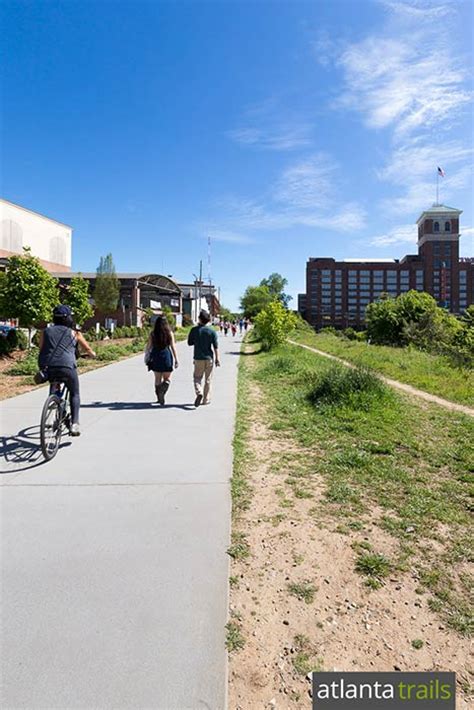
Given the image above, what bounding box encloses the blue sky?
[2,0,473,310]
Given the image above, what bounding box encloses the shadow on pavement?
[0,425,71,473]
[227,350,260,356]
[81,401,195,411]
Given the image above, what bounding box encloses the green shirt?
[187,324,218,360]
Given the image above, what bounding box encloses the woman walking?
[146,315,179,405]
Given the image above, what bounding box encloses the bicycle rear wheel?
[40,395,62,461]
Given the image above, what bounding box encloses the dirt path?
[288,340,474,418]
[228,345,472,710]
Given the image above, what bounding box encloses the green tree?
[0,248,59,343]
[254,300,297,350]
[461,305,474,328]
[218,306,234,322]
[240,284,273,319]
[260,272,292,308]
[365,294,401,345]
[63,274,93,326]
[93,253,120,316]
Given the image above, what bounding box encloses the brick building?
[299,204,474,329]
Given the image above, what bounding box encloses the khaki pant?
[193,359,214,402]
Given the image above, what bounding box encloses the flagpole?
[436,170,439,205]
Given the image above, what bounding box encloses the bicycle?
[40,381,72,461]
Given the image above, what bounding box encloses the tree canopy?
[240,272,292,318]
[93,253,120,315]
[259,272,292,307]
[240,284,273,319]
[0,248,59,329]
[63,274,94,326]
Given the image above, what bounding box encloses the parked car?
[0,324,15,337]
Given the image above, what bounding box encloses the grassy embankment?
[290,329,474,408]
[228,336,473,703]
[0,326,191,400]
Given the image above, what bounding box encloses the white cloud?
[228,99,314,151]
[272,154,335,208]
[379,0,453,22]
[377,141,473,213]
[377,141,472,184]
[320,1,472,216]
[370,223,417,246]
[336,36,470,137]
[228,123,313,151]
[211,154,367,235]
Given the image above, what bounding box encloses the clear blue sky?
[2,0,473,310]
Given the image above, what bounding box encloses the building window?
[1,219,23,253]
[434,221,440,232]
[445,221,451,232]
[50,236,67,265]
[459,271,467,283]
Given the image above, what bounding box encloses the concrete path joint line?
[287,339,474,418]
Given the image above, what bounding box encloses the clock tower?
[416,204,462,311]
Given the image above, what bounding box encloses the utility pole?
[199,259,202,316]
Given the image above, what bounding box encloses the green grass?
[227,532,250,560]
[231,340,254,516]
[292,635,324,675]
[355,552,392,583]
[243,341,474,635]
[291,330,474,407]
[288,581,317,604]
[225,621,245,652]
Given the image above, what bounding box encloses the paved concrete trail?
[1,333,243,709]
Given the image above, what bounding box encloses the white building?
[0,198,72,272]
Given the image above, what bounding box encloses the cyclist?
[38,305,96,436]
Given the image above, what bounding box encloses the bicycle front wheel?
[40,395,62,461]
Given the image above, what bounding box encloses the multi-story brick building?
[299,204,474,329]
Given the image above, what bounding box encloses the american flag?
[437,166,445,177]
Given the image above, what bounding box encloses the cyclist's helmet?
[53,304,72,318]
[52,304,73,327]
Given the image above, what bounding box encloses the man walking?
[188,310,220,407]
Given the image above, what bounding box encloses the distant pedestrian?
[145,315,179,405]
[223,321,230,336]
[239,318,244,333]
[231,322,237,337]
[219,320,224,332]
[244,318,249,331]
[187,310,220,407]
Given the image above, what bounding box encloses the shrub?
[294,314,313,333]
[182,313,193,327]
[31,330,41,347]
[308,364,388,410]
[319,326,338,336]
[96,345,128,361]
[7,328,28,351]
[0,328,28,356]
[343,327,358,340]
[5,351,38,375]
[162,306,176,331]
[254,301,297,350]
[0,337,11,356]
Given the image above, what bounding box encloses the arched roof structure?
[135,274,181,294]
